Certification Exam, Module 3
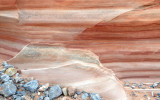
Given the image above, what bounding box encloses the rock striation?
[8,44,128,100]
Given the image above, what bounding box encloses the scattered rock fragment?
[74,94,78,99]
[76,91,82,95]
[1,74,10,82]
[49,85,62,99]
[2,82,17,97]
[90,93,102,100]
[0,61,103,100]
[38,83,49,92]
[62,88,68,96]
[68,87,76,96]
[82,93,89,100]
[5,68,17,76]
[24,80,39,92]
[44,96,50,100]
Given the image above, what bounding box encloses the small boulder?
[24,80,39,92]
[5,68,17,76]
[1,74,10,82]
[2,82,17,97]
[62,88,68,96]
[90,93,102,100]
[49,85,62,99]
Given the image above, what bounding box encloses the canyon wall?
[1,0,160,82]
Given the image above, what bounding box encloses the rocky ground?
[0,61,102,100]
[123,81,160,100]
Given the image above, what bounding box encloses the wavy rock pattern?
[0,0,160,83]
[8,44,128,100]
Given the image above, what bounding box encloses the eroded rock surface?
[8,44,128,100]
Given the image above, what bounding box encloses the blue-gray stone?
[13,95,18,99]
[90,93,102,100]
[82,93,89,100]
[21,96,25,100]
[44,97,50,100]
[2,82,17,97]
[49,85,62,99]
[157,93,160,97]
[19,84,24,87]
[0,68,7,73]
[39,96,44,100]
[15,96,21,100]
[44,91,49,97]
[1,74,10,82]
[4,64,14,69]
[2,61,7,66]
[76,91,82,95]
[24,80,39,92]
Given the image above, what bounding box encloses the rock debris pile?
[0,61,102,100]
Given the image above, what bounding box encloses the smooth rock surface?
[7,44,128,100]
[0,0,160,84]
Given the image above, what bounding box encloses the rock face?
[8,44,128,100]
[0,0,160,83]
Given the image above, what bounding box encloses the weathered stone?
[2,82,17,97]
[82,93,89,100]
[38,83,49,92]
[24,80,39,92]
[5,68,17,76]
[90,93,102,100]
[62,88,68,96]
[49,85,62,99]
[1,74,10,82]
[68,87,76,96]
